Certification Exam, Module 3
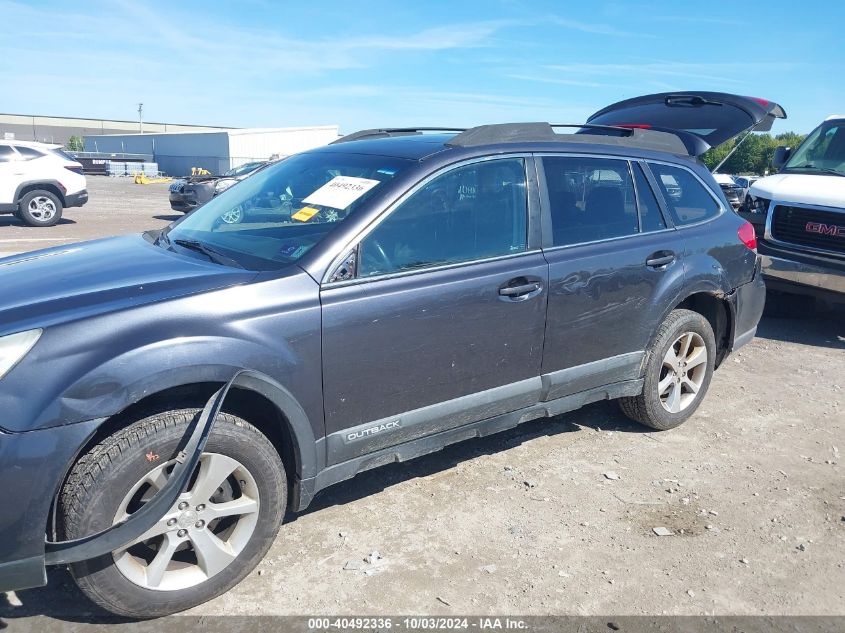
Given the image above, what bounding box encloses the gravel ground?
[0,177,843,624]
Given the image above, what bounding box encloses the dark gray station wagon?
[0,92,781,618]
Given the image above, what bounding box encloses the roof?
[824,115,845,122]
[712,173,736,184]
[0,139,61,149]
[0,112,231,130]
[312,133,456,160]
[84,125,339,139]
[318,122,697,162]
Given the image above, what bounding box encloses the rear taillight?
[745,96,770,107]
[738,221,757,251]
[65,165,84,175]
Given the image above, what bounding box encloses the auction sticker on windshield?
[303,176,380,210]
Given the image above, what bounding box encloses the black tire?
[59,408,286,619]
[18,189,63,227]
[618,309,716,430]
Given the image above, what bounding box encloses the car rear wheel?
[618,309,716,430]
[18,189,63,227]
[59,408,286,619]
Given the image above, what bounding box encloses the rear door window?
[0,145,17,162]
[542,156,639,247]
[647,162,721,225]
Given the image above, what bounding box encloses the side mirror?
[772,146,791,169]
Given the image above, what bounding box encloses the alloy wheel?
[657,331,708,414]
[28,196,57,222]
[112,452,260,591]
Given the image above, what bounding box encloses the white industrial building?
[83,125,340,176]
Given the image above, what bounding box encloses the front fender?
[52,337,320,481]
[57,336,288,422]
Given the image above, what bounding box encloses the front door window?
[358,158,528,277]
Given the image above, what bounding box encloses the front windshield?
[784,121,845,175]
[223,161,264,177]
[165,152,412,270]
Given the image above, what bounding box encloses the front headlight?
[0,329,42,380]
[746,195,771,214]
[215,179,236,193]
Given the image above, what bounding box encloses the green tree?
[66,135,84,152]
[700,139,734,171]
[701,132,806,175]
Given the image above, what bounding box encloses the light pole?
[138,103,144,134]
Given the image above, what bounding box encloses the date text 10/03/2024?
[307,617,529,630]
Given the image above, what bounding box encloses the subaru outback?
[0,92,780,618]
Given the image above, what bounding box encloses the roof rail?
[331,127,466,144]
[445,122,696,155]
[446,123,633,147]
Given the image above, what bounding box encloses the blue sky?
[1,0,842,135]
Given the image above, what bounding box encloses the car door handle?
[499,282,541,297]
[645,252,676,268]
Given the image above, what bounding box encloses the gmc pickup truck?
[741,115,845,307]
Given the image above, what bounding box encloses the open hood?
[587,92,786,155]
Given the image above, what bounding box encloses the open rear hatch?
[587,92,786,156]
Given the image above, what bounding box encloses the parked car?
[733,175,759,204]
[169,161,268,213]
[740,115,845,306]
[0,91,779,618]
[712,172,744,209]
[0,140,88,226]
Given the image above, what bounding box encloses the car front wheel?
[59,408,286,618]
[618,308,716,430]
[18,189,64,227]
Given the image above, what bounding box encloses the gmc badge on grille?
[805,221,845,237]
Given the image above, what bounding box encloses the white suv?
[0,140,88,226]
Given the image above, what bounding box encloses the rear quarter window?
[14,146,45,160]
[647,162,721,226]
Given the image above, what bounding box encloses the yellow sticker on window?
[291,206,320,222]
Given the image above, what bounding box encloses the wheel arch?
[49,372,318,540]
[15,180,67,206]
[654,286,734,368]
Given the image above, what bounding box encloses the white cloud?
[540,61,800,85]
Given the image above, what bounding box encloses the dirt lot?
[1,177,843,623]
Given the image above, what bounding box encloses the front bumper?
[0,418,102,592]
[169,191,199,213]
[760,249,845,298]
[64,189,88,208]
[170,184,215,213]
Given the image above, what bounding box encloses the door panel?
[320,155,547,465]
[542,232,684,395]
[321,253,548,462]
[538,154,685,396]
[0,145,19,204]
